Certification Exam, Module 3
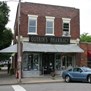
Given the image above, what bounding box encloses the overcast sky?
[1,0,91,34]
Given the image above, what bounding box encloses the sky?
[1,0,91,34]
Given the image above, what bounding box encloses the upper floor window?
[28,15,38,34]
[62,18,71,37]
[46,16,55,35]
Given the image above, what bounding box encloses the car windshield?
[81,67,91,72]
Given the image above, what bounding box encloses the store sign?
[29,35,70,44]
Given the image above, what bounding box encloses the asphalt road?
[0,82,91,91]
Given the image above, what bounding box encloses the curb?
[0,79,64,86]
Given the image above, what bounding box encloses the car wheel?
[87,75,91,83]
[65,75,70,82]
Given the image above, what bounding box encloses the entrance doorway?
[42,53,54,74]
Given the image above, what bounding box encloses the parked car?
[62,67,91,83]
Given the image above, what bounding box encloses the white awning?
[23,42,84,53]
[23,42,57,52]
[0,42,84,53]
[0,44,17,53]
[54,44,84,53]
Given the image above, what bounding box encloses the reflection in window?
[22,53,27,71]
[33,54,39,70]
[62,56,73,68]
[23,53,39,71]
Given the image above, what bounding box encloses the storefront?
[22,52,76,77]
[21,35,83,77]
[0,36,84,77]
[0,42,84,77]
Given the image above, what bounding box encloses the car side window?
[73,68,82,72]
[77,68,82,72]
[68,68,72,71]
[73,68,77,72]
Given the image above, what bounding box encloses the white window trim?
[45,16,55,36]
[28,15,38,35]
[62,18,71,23]
[62,18,71,37]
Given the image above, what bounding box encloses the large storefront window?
[32,54,39,70]
[62,55,73,69]
[55,54,74,71]
[22,53,39,71]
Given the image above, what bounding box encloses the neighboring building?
[13,2,84,77]
[80,42,91,67]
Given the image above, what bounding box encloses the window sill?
[62,34,71,37]
[27,33,37,35]
[45,34,55,36]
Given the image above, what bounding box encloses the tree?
[0,1,13,61]
[0,1,9,32]
[80,33,91,42]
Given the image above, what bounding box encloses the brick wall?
[80,43,91,67]
[14,2,80,40]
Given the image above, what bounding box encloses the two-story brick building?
[0,2,84,77]
[13,2,84,77]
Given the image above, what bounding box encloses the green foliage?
[0,53,11,61]
[0,1,10,32]
[80,33,91,42]
[0,29,13,50]
[0,1,13,61]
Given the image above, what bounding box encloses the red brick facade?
[14,2,80,40]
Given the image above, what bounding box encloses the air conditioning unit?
[63,31,69,36]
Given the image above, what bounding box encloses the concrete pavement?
[0,70,64,85]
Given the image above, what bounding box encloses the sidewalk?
[0,70,64,85]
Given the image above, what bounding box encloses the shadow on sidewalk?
[0,70,17,85]
[0,70,14,78]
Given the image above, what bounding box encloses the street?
[0,82,91,91]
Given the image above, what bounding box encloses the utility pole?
[3,0,22,83]
[17,0,21,83]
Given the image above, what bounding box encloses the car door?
[70,68,84,81]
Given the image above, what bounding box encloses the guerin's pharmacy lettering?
[29,35,70,44]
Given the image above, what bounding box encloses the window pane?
[29,27,36,33]
[29,19,36,26]
[28,18,37,33]
[63,29,69,31]
[46,21,53,34]
[73,68,77,72]
[46,28,53,34]
[22,53,29,71]
[63,23,69,28]
[63,23,69,32]
[33,55,39,70]
[23,53,33,71]
[47,21,53,27]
